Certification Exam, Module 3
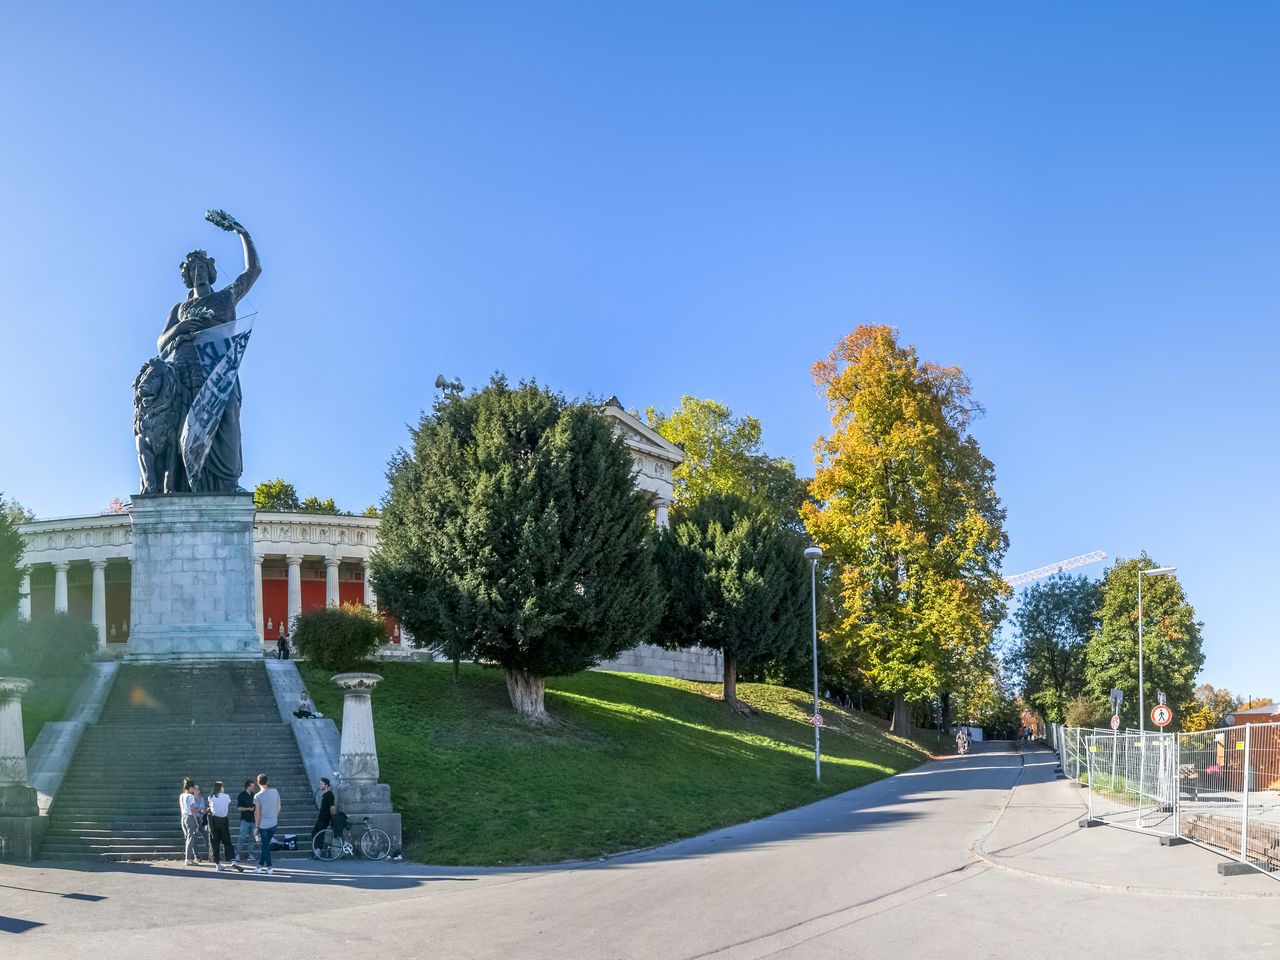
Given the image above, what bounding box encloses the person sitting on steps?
[294,690,321,719]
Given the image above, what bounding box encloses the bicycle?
[312,816,393,862]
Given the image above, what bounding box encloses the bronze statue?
[135,211,260,494]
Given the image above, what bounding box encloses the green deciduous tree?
[254,478,301,512]
[1008,573,1100,723]
[1084,555,1204,728]
[647,397,807,522]
[0,494,27,618]
[657,493,808,710]
[372,376,663,722]
[300,496,340,514]
[802,326,1009,737]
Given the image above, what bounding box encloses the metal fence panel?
[1083,730,1177,836]
[1178,722,1280,875]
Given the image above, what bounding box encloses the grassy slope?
[300,662,929,865]
[22,675,82,749]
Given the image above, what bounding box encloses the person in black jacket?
[312,777,336,853]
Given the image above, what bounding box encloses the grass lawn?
[299,661,929,865]
[22,674,84,749]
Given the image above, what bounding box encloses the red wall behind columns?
[263,579,287,637]
[301,580,326,613]
[339,581,364,606]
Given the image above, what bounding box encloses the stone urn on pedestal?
[332,672,401,850]
[0,678,44,861]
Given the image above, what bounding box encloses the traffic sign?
[811,714,824,728]
[1110,714,1120,731]
[1151,704,1173,728]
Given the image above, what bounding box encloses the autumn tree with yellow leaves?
[802,327,1009,736]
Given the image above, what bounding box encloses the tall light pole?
[1137,565,1177,735]
[1135,563,1176,829]
[804,545,824,781]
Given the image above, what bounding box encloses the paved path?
[3,747,1279,958]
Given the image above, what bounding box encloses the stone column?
[286,555,303,626]
[0,678,41,861]
[253,558,265,643]
[331,672,400,845]
[655,497,672,531]
[324,558,341,607]
[53,562,69,613]
[17,573,31,621]
[0,679,33,787]
[363,560,377,614]
[90,560,107,648]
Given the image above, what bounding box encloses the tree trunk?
[504,668,550,724]
[890,691,911,737]
[723,651,746,712]
[939,691,952,732]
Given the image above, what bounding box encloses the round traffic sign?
[1110,714,1120,731]
[811,713,824,728]
[1151,704,1173,728]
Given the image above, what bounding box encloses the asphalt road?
[3,747,1279,959]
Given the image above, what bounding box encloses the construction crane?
[1003,551,1108,588]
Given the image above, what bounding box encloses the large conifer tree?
[657,493,808,710]
[371,377,663,722]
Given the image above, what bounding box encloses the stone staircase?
[41,662,318,862]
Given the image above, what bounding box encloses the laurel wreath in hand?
[205,209,244,233]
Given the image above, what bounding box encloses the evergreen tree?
[1085,555,1204,728]
[657,493,809,710]
[802,326,1009,736]
[372,377,663,722]
[0,494,27,618]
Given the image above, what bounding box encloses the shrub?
[0,613,97,678]
[290,603,386,671]
[1065,694,1106,729]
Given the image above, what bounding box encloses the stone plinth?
[332,672,401,850]
[126,493,261,661]
[0,678,43,861]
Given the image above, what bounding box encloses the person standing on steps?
[191,783,209,862]
[206,781,239,872]
[180,778,201,865]
[232,778,257,870]
[253,772,282,874]
[276,623,291,661]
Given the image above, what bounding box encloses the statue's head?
[180,249,217,289]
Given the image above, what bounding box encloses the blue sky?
[2,3,1278,696]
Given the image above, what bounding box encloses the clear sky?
[2,3,1277,697]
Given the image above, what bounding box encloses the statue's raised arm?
[205,209,260,302]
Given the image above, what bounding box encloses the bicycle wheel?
[313,829,342,862]
[360,827,392,861]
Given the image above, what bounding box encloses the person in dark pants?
[232,779,257,869]
[276,624,291,660]
[206,781,241,872]
[311,777,336,855]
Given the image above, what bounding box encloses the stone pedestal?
[333,672,402,851]
[0,678,44,861]
[126,493,261,661]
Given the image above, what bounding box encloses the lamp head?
[804,546,823,562]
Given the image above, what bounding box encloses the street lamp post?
[1137,565,1177,736]
[1136,563,1176,828]
[804,545,824,781]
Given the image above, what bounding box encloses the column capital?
[53,561,70,572]
[90,559,108,571]
[286,555,304,566]
[324,557,342,570]
[253,556,264,567]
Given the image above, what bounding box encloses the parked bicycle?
[312,814,393,862]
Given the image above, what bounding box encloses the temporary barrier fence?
[1058,722,1280,882]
